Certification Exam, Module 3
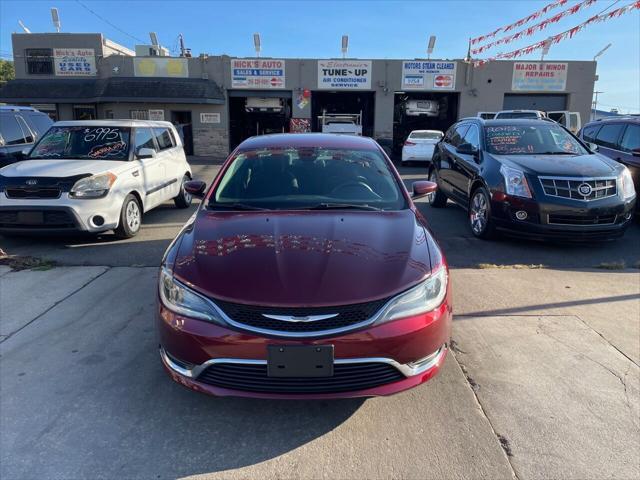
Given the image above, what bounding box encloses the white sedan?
[401,130,444,165]
[0,120,192,238]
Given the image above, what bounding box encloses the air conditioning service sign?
[402,61,457,90]
[317,60,372,90]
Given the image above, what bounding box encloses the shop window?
[25,49,53,75]
[73,105,96,120]
[130,110,149,120]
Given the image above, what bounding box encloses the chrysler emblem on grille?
[262,313,339,323]
[25,179,38,186]
[577,183,592,196]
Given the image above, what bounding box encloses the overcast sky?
[1,0,638,113]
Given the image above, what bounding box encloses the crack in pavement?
[0,267,111,344]
[450,342,519,480]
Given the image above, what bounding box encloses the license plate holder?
[17,211,44,225]
[267,345,334,377]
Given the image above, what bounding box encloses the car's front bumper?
[156,292,452,399]
[490,192,636,241]
[0,194,121,234]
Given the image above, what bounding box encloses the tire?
[468,186,496,240]
[174,174,193,209]
[114,194,142,239]
[427,169,448,208]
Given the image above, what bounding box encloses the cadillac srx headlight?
[70,172,117,198]
[621,168,636,200]
[159,267,225,324]
[500,165,532,198]
[377,267,448,323]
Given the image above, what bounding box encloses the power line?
[74,0,145,44]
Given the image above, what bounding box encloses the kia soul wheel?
[115,194,142,238]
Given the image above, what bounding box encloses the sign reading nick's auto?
[231,59,286,89]
[53,48,96,76]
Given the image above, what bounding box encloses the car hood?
[173,209,432,306]
[495,153,619,177]
[0,159,125,177]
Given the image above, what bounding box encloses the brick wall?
[193,126,229,157]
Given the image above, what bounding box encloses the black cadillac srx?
[426,118,636,241]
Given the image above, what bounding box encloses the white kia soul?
[0,120,193,238]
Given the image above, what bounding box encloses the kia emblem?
[25,179,38,186]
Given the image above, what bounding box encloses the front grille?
[5,187,61,199]
[539,177,617,200]
[215,298,390,334]
[197,362,405,394]
[0,209,75,228]
[548,214,617,225]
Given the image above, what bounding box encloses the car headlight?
[70,172,117,198]
[500,165,532,198]
[159,266,225,325]
[621,167,636,200]
[376,267,448,324]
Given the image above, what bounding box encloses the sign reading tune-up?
[401,61,457,90]
[317,60,371,89]
[231,59,286,89]
[512,62,568,91]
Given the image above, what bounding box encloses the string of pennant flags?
[473,1,640,67]
[470,0,569,45]
[471,0,597,55]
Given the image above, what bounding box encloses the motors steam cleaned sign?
[401,61,457,90]
[512,62,568,91]
[231,59,286,89]
[317,60,371,89]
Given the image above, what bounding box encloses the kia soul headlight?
[377,267,448,323]
[159,267,225,325]
[621,168,636,200]
[70,172,117,198]
[500,165,532,198]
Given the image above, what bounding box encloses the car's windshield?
[29,126,131,160]
[211,147,407,211]
[485,124,588,156]
[411,131,442,140]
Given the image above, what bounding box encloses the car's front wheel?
[469,186,496,239]
[427,169,448,208]
[114,194,142,239]
[174,174,193,209]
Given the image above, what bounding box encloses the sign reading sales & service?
[317,60,371,90]
[54,48,96,76]
[401,61,456,90]
[512,62,568,91]
[231,59,285,89]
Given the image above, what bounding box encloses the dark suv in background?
[427,118,636,241]
[0,106,54,168]
[579,116,640,208]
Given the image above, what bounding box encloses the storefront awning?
[0,77,225,105]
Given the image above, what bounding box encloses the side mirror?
[632,148,640,158]
[586,142,599,152]
[21,147,32,156]
[456,142,479,156]
[136,147,156,160]
[184,180,207,198]
[412,180,437,199]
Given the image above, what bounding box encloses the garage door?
[503,94,567,111]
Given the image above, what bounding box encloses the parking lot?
[1,159,639,480]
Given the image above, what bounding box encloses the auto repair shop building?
[0,32,597,157]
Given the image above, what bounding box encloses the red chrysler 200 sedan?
[157,133,452,399]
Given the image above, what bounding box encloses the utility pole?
[179,34,186,57]
[592,91,604,120]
